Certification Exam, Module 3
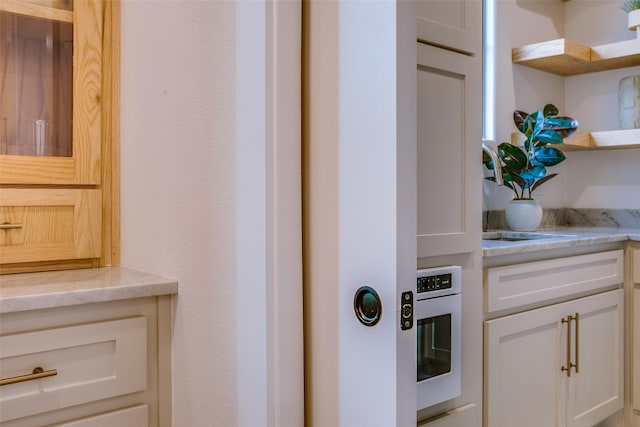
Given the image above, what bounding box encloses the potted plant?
[483,104,579,231]
[623,0,640,36]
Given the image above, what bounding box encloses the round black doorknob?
[353,286,382,326]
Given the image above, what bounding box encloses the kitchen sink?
[482,231,574,242]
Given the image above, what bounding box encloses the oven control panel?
[417,273,452,293]
[416,266,462,300]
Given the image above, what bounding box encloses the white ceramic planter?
[629,9,640,36]
[505,199,543,232]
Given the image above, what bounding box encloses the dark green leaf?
[542,116,579,139]
[530,173,558,192]
[482,151,495,169]
[543,104,559,117]
[529,111,545,136]
[513,110,528,132]
[498,143,528,171]
[508,170,530,189]
[536,130,564,144]
[532,146,566,166]
[529,166,547,178]
[519,171,536,188]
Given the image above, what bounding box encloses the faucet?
[482,141,504,186]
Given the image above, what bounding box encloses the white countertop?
[0,267,178,314]
[482,227,640,257]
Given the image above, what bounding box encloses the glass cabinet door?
[0,0,102,185]
[1,1,73,157]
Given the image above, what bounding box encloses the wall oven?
[416,265,462,411]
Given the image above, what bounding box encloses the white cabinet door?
[485,290,624,427]
[417,42,481,258]
[416,0,482,55]
[565,290,624,427]
[485,298,566,427]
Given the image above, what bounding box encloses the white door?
[566,289,624,427]
[304,1,417,426]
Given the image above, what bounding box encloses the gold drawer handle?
[0,367,58,386]
[0,222,23,230]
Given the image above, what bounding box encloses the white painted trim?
[236,1,268,425]
[237,0,303,426]
[266,1,304,426]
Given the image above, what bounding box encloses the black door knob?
[354,286,382,326]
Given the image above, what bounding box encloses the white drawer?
[485,250,623,313]
[47,405,148,427]
[0,317,147,422]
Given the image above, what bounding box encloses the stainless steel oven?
[416,265,462,411]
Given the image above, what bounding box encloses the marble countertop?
[0,267,178,314]
[482,227,640,258]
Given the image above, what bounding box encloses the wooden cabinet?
[416,42,482,258]
[0,297,170,427]
[416,0,482,55]
[0,188,101,264]
[0,0,118,273]
[485,289,624,427]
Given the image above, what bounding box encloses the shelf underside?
[511,129,640,151]
[512,38,640,76]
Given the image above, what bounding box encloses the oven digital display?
[417,273,452,293]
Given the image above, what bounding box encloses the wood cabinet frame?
[0,0,120,273]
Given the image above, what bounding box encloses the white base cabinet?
[0,297,171,427]
[485,289,624,427]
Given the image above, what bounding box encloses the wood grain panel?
[0,188,101,264]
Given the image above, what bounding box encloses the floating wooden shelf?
[511,129,640,151]
[512,38,640,76]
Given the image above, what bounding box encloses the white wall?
[119,1,303,426]
[484,0,640,211]
[120,1,239,425]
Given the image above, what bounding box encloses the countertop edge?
[482,228,640,258]
[0,267,179,314]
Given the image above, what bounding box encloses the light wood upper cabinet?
[0,0,103,185]
[416,0,482,55]
[0,0,118,273]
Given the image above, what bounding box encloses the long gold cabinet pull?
[574,312,579,374]
[561,315,573,377]
[0,367,58,386]
[0,222,23,230]
[561,313,579,377]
